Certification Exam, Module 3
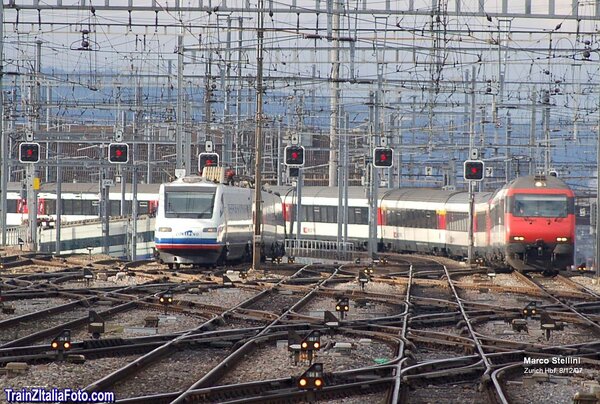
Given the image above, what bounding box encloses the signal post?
[284,142,305,253]
[18,134,41,251]
[463,152,485,264]
[371,147,394,260]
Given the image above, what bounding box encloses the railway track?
[2,252,600,403]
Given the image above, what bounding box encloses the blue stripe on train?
[154,237,218,244]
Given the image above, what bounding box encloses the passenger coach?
[279,174,575,273]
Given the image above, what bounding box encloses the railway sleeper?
[402,366,484,385]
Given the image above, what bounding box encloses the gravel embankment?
[219,335,396,385]
[0,355,139,393]
[475,319,597,345]
[299,296,402,321]
[0,298,72,321]
[112,348,230,398]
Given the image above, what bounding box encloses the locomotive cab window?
[512,194,568,218]
[164,188,216,219]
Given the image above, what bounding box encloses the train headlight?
[203,227,217,233]
[158,227,172,232]
[556,237,568,242]
[513,236,525,241]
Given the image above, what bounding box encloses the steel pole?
[251,0,265,271]
[468,181,474,264]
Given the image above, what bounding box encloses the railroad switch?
[335,297,350,320]
[354,298,368,308]
[222,274,234,286]
[297,362,324,390]
[144,316,159,328]
[51,329,72,361]
[83,268,94,286]
[573,391,599,404]
[358,271,370,291]
[3,362,29,376]
[287,330,303,365]
[66,354,86,364]
[1,304,15,315]
[540,312,565,340]
[511,319,528,333]
[323,311,339,328]
[88,310,105,339]
[522,302,539,319]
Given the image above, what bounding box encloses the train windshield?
[164,188,216,219]
[512,194,568,218]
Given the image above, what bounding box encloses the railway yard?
[1,252,600,404]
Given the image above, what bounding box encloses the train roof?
[506,175,571,190]
[7,182,161,195]
[268,185,493,204]
[268,186,373,200]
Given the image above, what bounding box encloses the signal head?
[285,145,305,167]
[198,152,220,173]
[19,142,41,163]
[373,147,394,168]
[108,143,129,164]
[463,160,485,181]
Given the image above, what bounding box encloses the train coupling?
[535,239,545,256]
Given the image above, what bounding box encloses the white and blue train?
[154,175,285,268]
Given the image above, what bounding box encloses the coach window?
[109,200,120,216]
[139,201,148,214]
[328,206,337,222]
[63,199,73,215]
[44,200,56,215]
[81,200,93,215]
[7,199,17,213]
[313,206,321,222]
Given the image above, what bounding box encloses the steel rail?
[84,264,313,395]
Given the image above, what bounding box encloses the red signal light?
[373,147,393,167]
[464,160,485,181]
[108,143,129,164]
[19,142,41,163]
[198,153,220,172]
[285,146,305,166]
